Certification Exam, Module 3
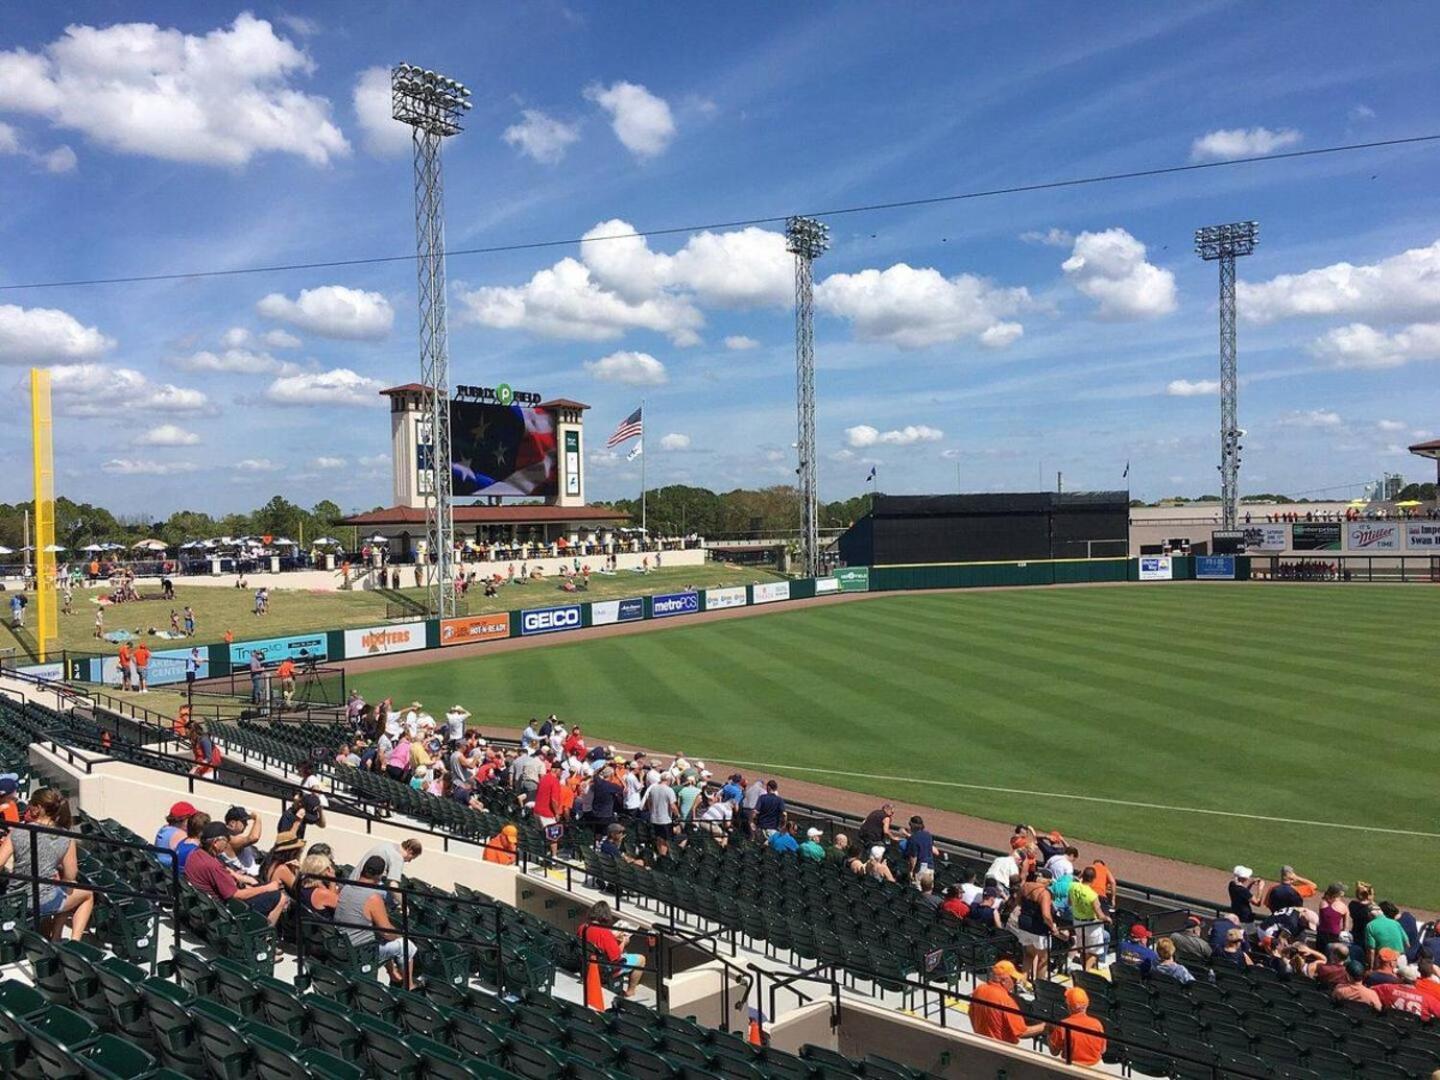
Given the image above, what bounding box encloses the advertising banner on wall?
[229,633,328,666]
[519,605,582,636]
[1405,521,1440,549]
[343,623,426,657]
[1241,525,1287,552]
[18,662,64,682]
[591,598,644,626]
[752,581,792,604]
[835,566,871,592]
[1195,555,1236,580]
[1138,556,1173,581]
[1346,522,1401,551]
[651,591,700,618]
[100,645,208,687]
[813,576,841,594]
[705,586,747,611]
[439,614,510,647]
[1291,522,1342,551]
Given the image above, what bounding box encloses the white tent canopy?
[312,537,344,547]
[132,539,168,551]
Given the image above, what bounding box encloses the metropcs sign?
[520,605,581,635]
[651,592,699,618]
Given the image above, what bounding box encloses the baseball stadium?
[3,9,1440,1080]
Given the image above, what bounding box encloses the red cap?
[1130,924,1152,941]
[1048,830,1064,843]
[1378,948,1400,963]
[168,801,198,820]
[1010,835,1029,851]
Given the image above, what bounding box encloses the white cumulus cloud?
[1277,409,1343,428]
[724,335,759,350]
[502,108,580,164]
[101,459,199,476]
[257,285,393,341]
[352,65,410,157]
[584,350,667,386]
[1309,321,1440,369]
[1240,239,1440,324]
[1377,419,1407,433]
[172,347,280,373]
[0,304,113,363]
[584,81,675,158]
[1166,379,1220,396]
[49,363,209,416]
[658,432,690,451]
[265,367,385,407]
[816,264,1029,349]
[310,456,347,469]
[580,219,792,308]
[1190,126,1302,162]
[1061,228,1177,319]
[262,329,301,349]
[235,458,281,473]
[133,423,199,447]
[845,424,944,448]
[0,13,348,166]
[1020,227,1073,247]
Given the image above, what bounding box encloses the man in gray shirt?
[334,855,419,987]
[742,777,766,840]
[355,839,422,888]
[642,776,678,859]
[511,748,545,803]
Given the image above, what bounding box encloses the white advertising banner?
[1241,524,1288,552]
[343,623,426,657]
[1405,521,1440,549]
[1346,521,1402,552]
[705,586,748,611]
[813,576,841,594]
[1138,556,1173,581]
[751,581,791,604]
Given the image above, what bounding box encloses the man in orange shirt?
[1047,987,1107,1067]
[134,641,151,693]
[116,642,133,691]
[1090,859,1117,906]
[0,777,20,823]
[969,960,1046,1045]
[276,657,296,707]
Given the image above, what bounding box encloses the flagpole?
[640,397,647,538]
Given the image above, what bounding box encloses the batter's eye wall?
[838,492,1129,565]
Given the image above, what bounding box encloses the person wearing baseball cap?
[1118,924,1160,973]
[1046,986,1107,1067]
[969,959,1045,1045]
[1170,914,1212,964]
[798,827,825,862]
[155,801,198,868]
[0,777,20,824]
[185,821,288,926]
[1228,865,1263,924]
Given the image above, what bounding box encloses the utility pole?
[393,63,471,618]
[786,216,829,577]
[1195,221,1258,532]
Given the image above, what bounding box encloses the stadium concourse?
[0,673,1438,1080]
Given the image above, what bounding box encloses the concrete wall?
[769,999,1100,1080]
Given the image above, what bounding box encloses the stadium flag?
[626,439,643,462]
[606,405,643,448]
[1122,460,1130,479]
[866,466,876,482]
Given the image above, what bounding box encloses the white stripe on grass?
[719,758,1440,839]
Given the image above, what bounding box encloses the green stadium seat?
[14,1003,100,1080]
[352,1012,424,1077]
[212,956,267,1016]
[18,928,70,1001]
[138,977,206,1075]
[76,1033,158,1080]
[448,1010,508,1060]
[190,997,254,1080]
[303,994,364,1062]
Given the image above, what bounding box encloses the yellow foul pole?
[30,369,57,663]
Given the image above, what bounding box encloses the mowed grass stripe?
[351,584,1440,906]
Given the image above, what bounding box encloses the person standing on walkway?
[249,651,265,705]
[134,641,151,693]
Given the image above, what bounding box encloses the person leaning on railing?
[0,787,94,940]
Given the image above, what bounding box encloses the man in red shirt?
[185,822,287,925]
[940,883,970,921]
[563,726,586,761]
[533,761,564,859]
[969,960,1046,1045]
[1376,966,1437,1020]
[578,900,645,998]
[1413,957,1440,1012]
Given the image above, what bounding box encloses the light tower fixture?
[1194,219,1258,532]
[392,62,471,618]
[786,215,829,578]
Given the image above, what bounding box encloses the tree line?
[595,485,873,538]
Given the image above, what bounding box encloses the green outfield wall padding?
[205,643,230,677]
[326,629,346,662]
[791,578,817,600]
[425,619,440,650]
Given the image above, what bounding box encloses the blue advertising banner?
[100,646,208,687]
[229,633,328,666]
[1195,555,1236,580]
[519,605,582,636]
[650,591,700,619]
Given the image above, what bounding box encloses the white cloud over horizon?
[257,285,393,341]
[264,367,386,407]
[1190,126,1302,161]
[133,423,200,447]
[1061,228,1177,319]
[503,108,580,164]
[584,81,675,157]
[585,350,667,386]
[816,264,1028,349]
[0,304,113,363]
[845,423,944,447]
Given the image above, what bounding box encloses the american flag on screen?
[451,403,557,497]
[606,405,643,448]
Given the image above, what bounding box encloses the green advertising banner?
[835,566,870,592]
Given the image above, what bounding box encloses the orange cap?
[1065,987,1089,1010]
[992,960,1022,981]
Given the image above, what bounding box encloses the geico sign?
[521,606,581,635]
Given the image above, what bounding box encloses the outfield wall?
[51,556,1247,684]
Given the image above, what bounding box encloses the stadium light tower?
[786,215,829,577]
[392,63,471,618]
[1195,220,1258,532]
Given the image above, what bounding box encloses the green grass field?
[0,564,780,658]
[349,583,1440,909]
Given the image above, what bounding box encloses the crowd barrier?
[19,557,1250,684]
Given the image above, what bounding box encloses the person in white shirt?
[623,763,644,814]
[985,848,1026,898]
[960,874,985,906]
[520,720,540,751]
[445,705,469,745]
[403,706,422,741]
[1046,846,1078,882]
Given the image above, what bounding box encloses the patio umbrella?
[80,543,106,552]
[312,536,343,546]
[1395,500,1423,507]
[43,544,65,552]
[132,539,168,551]
[364,534,390,544]
[0,546,13,555]
[270,537,298,546]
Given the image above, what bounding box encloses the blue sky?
[1,3,1438,516]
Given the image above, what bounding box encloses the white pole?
[640,398,647,537]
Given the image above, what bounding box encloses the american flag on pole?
[606,405,643,448]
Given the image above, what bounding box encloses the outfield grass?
[349,583,1440,909]
[0,564,780,658]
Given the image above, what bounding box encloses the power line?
[3,133,1437,293]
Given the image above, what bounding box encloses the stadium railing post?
[493,898,504,996]
[27,828,41,935]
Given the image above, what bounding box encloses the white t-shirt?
[700,800,733,824]
[1045,855,1074,881]
[404,711,421,740]
[960,882,984,905]
[623,772,643,810]
[445,711,467,741]
[986,853,1022,891]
